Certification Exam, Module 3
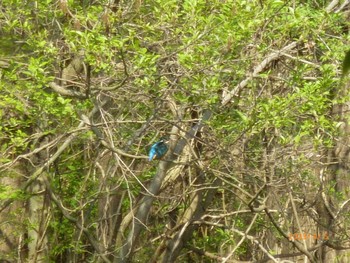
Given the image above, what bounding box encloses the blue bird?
[149,139,168,161]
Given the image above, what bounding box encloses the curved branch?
[48,82,87,99]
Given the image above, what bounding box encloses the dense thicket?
[1,0,350,262]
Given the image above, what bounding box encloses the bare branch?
[48,82,86,99]
[221,41,298,106]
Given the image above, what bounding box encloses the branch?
[117,110,212,262]
[42,175,111,263]
[326,0,339,13]
[335,0,350,13]
[0,120,85,213]
[289,191,309,262]
[222,214,269,263]
[221,41,298,106]
[116,126,180,263]
[189,245,249,263]
[48,82,87,99]
[194,218,278,263]
[258,243,324,263]
[264,208,316,263]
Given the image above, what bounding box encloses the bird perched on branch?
[149,138,169,161]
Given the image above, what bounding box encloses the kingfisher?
[148,138,169,161]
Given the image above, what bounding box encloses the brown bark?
[0,164,25,262]
[319,82,350,262]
